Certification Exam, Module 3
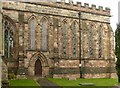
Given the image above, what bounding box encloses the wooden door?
[35,59,42,76]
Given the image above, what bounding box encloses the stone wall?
[1,1,116,79]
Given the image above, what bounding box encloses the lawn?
[48,78,118,88]
[9,79,40,88]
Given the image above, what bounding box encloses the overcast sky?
[58,0,119,32]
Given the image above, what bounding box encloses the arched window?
[9,30,14,57]
[30,17,35,49]
[72,21,77,58]
[98,25,102,58]
[62,21,66,58]
[3,19,14,59]
[89,24,93,58]
[41,18,47,51]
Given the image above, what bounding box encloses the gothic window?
[98,26,102,58]
[41,18,47,51]
[62,21,66,58]
[4,29,9,59]
[72,21,77,58]
[3,19,14,59]
[30,17,35,49]
[89,25,93,58]
[9,30,14,57]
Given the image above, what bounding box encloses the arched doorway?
[35,59,42,76]
[28,52,49,77]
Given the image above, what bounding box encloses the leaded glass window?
[3,19,14,59]
[62,21,67,58]
[98,26,102,58]
[42,18,47,51]
[9,30,14,57]
[72,21,77,58]
[89,25,93,58]
[30,17,35,49]
[4,29,9,59]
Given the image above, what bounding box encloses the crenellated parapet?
[3,0,109,16]
[53,1,110,16]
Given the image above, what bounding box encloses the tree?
[115,23,120,83]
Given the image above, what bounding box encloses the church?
[0,0,116,80]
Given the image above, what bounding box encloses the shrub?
[8,73,16,80]
[2,80,9,87]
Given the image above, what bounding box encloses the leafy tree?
[115,23,120,83]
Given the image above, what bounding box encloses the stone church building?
[0,0,116,80]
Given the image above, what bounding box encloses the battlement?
[2,1,111,16]
[20,0,110,16]
[54,1,110,16]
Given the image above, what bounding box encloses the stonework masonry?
[1,1,116,80]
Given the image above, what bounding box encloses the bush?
[2,80,9,88]
[115,23,120,83]
[8,73,16,80]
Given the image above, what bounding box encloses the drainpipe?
[78,11,82,78]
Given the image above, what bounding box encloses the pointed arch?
[41,16,48,51]
[28,51,49,76]
[35,59,42,76]
[29,52,49,67]
[3,15,17,60]
[71,21,78,59]
[28,15,37,49]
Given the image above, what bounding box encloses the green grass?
[48,78,118,88]
[9,79,39,87]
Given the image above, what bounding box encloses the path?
[38,78,62,88]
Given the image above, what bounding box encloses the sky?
[58,0,119,32]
